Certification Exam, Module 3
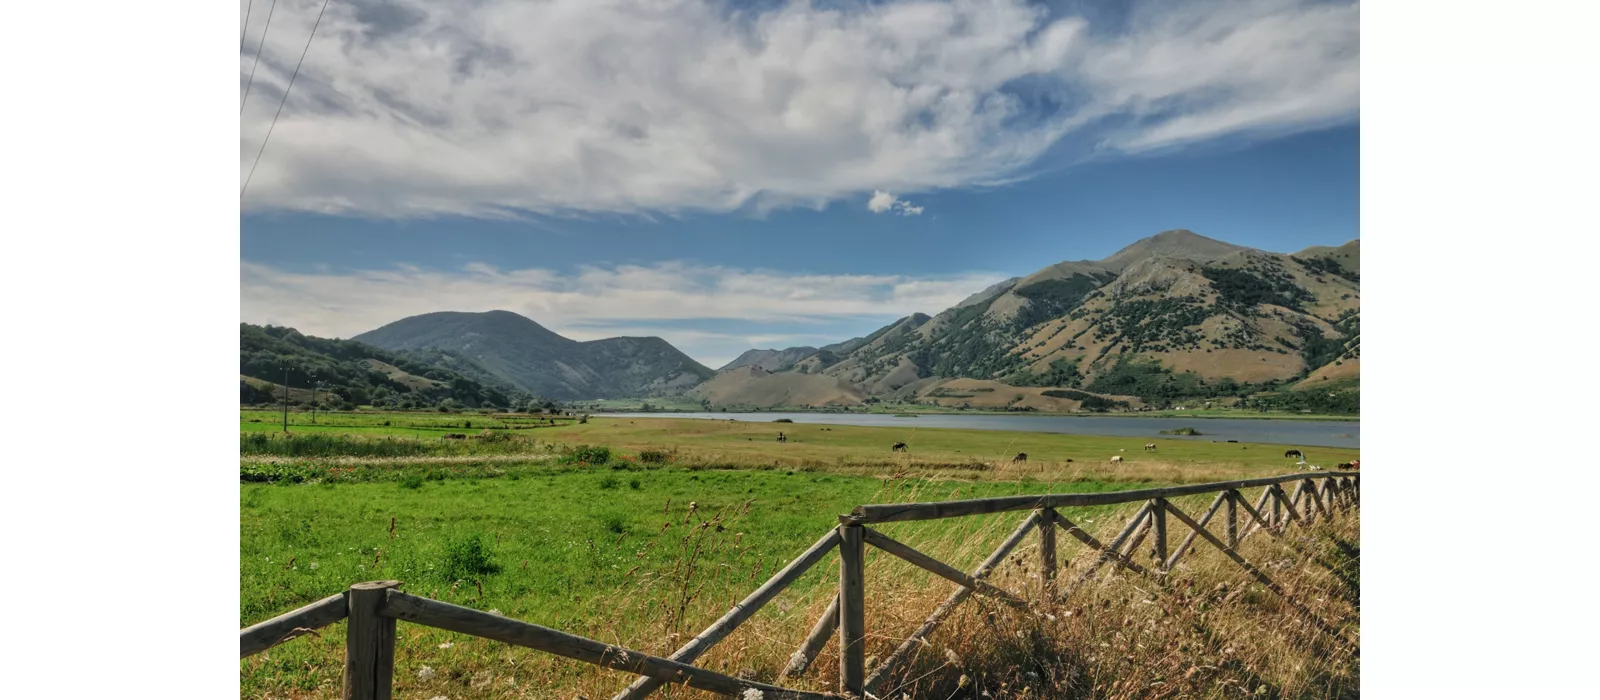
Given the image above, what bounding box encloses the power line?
[241,0,333,199]
[239,0,280,114]
[240,0,255,52]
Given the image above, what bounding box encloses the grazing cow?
[1144,443,1157,452]
[1013,453,1028,463]
[1336,460,1360,471]
[1284,449,1303,460]
[892,442,908,453]
[1065,458,1074,463]
[1110,455,1123,464]
[777,432,787,443]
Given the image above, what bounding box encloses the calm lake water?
[601,412,1359,449]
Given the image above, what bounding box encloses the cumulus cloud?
[239,0,1357,218]
[867,190,923,216]
[240,261,1007,365]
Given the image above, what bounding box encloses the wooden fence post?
[1151,499,1168,565]
[1270,486,1283,530]
[344,580,401,700]
[1226,490,1239,550]
[1038,508,1057,600]
[838,524,866,697]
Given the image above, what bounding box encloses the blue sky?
[240,0,1359,368]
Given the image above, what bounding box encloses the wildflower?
[438,642,453,649]
[741,690,765,700]
[945,648,960,665]
[416,666,436,680]
[487,609,503,616]
[959,674,971,688]
[308,562,319,570]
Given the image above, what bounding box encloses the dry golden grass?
[244,475,1358,699]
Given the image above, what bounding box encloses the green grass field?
[241,408,1360,697]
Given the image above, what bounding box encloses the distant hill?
[706,230,1359,411]
[691,366,866,408]
[719,347,819,372]
[353,310,713,400]
[240,323,526,409]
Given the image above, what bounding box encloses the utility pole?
[311,375,318,424]
[282,366,291,432]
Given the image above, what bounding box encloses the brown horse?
[1013,453,1027,463]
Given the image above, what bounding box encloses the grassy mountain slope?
[240,324,522,409]
[353,310,713,400]
[705,230,1360,409]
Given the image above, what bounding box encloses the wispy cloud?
[240,261,1007,366]
[239,0,1358,218]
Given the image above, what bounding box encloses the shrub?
[1159,427,1202,436]
[439,533,501,581]
[773,418,794,423]
[566,444,611,465]
[599,476,620,490]
[638,449,670,464]
[629,478,642,490]
[399,475,424,489]
[601,515,627,534]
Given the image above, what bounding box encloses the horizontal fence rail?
[847,471,1347,524]
[240,470,1359,698]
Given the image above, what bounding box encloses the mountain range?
[352,310,714,400]
[696,230,1358,411]
[248,230,1358,412]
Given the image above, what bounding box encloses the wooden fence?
[239,471,1359,699]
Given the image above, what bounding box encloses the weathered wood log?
[1270,483,1283,528]
[380,591,840,699]
[1163,492,1227,572]
[240,591,347,658]
[862,527,1025,607]
[1235,489,1279,541]
[615,529,841,699]
[782,595,839,679]
[848,473,1336,523]
[1152,498,1169,565]
[344,581,401,700]
[1239,487,1276,541]
[1274,484,1304,526]
[838,524,866,696]
[862,512,1038,696]
[1039,508,1057,600]
[1304,478,1328,522]
[1226,490,1239,550]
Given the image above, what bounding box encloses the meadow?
[241,409,1359,698]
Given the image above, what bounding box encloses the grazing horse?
[1012,453,1028,463]
[892,442,908,453]
[1144,443,1157,452]
[1284,449,1303,460]
[776,432,787,443]
[1110,455,1123,464]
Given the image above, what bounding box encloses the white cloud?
[867,190,923,216]
[239,0,1358,218]
[240,261,1007,366]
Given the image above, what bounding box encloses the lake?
[600,412,1359,449]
